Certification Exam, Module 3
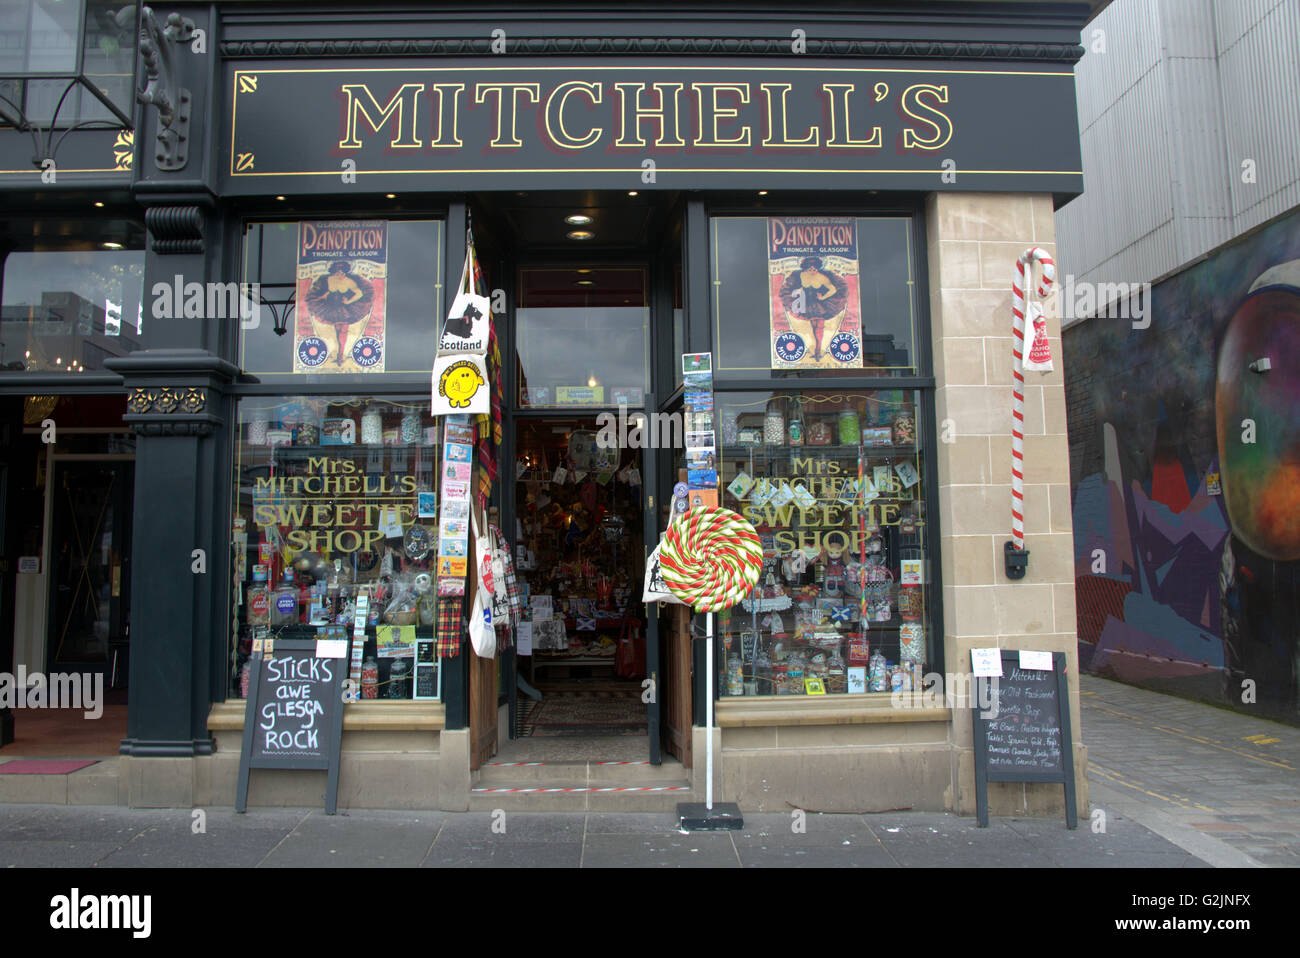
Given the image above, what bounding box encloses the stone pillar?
[105,352,237,763]
[924,192,1087,819]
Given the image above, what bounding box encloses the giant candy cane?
[1010,247,1055,553]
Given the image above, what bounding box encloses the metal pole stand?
[678,611,743,831]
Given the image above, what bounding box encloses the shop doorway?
[0,395,132,757]
[466,190,683,767]
[509,416,650,747]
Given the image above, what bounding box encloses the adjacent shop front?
[1,2,1097,816]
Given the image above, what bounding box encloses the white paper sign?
[970,647,1004,677]
[315,639,349,659]
[529,595,553,622]
[847,667,867,694]
[516,621,533,656]
[1018,649,1053,671]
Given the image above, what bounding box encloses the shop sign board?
[225,61,1083,194]
[971,649,1077,829]
[236,640,348,815]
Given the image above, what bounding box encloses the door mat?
[521,695,647,737]
[530,724,647,738]
[0,759,99,775]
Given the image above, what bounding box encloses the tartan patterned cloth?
[490,522,523,637]
[436,594,464,658]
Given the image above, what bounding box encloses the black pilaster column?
[105,352,237,755]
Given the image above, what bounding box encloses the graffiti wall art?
[1064,207,1300,725]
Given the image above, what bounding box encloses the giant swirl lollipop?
[660,506,762,612]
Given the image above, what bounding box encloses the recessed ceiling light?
[386,193,396,199]
[758,190,768,196]
[275,195,286,201]
[566,230,594,241]
[93,201,104,208]
[627,191,638,196]
[101,241,123,250]
[576,268,592,274]
[575,279,594,286]
[564,214,592,226]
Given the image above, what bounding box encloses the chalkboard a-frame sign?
[971,650,1077,829]
[236,640,348,815]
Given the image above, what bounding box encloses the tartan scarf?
[435,594,463,658]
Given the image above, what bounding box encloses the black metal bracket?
[137,7,197,171]
[1004,540,1030,580]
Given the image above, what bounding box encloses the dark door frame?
[482,196,684,764]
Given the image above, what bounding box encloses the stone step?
[476,757,688,787]
[0,758,121,805]
[468,782,695,812]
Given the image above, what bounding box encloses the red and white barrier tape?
[471,785,690,793]
[1011,247,1055,552]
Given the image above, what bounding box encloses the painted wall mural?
[1064,207,1300,725]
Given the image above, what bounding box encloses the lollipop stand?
[678,610,744,831]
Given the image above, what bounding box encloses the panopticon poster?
[295,221,388,373]
[768,217,862,370]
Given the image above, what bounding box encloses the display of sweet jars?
[361,408,383,444]
[900,621,925,664]
[869,650,888,691]
[764,402,785,445]
[898,584,923,620]
[388,658,412,699]
[361,656,380,699]
[247,586,270,627]
[726,655,744,696]
[721,411,740,445]
[837,409,860,446]
[400,411,422,444]
[892,406,916,446]
[807,417,832,446]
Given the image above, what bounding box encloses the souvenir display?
[514,420,645,679]
[715,390,928,696]
[232,396,443,701]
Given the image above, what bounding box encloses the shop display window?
[710,215,919,378]
[712,389,932,697]
[516,267,648,408]
[1,242,146,372]
[240,219,444,381]
[230,395,442,702]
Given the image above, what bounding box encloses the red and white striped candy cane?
[1010,247,1055,552]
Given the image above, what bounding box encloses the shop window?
[230,396,442,703]
[0,0,137,129]
[240,219,444,382]
[710,216,919,378]
[516,267,648,407]
[709,389,932,697]
[0,241,146,372]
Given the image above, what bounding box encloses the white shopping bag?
[438,243,491,356]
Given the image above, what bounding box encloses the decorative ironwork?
[179,387,205,413]
[113,130,135,171]
[128,388,155,414]
[137,7,197,171]
[128,385,208,416]
[219,37,1086,63]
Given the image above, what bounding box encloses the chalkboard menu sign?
[236,639,348,814]
[971,650,1076,829]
